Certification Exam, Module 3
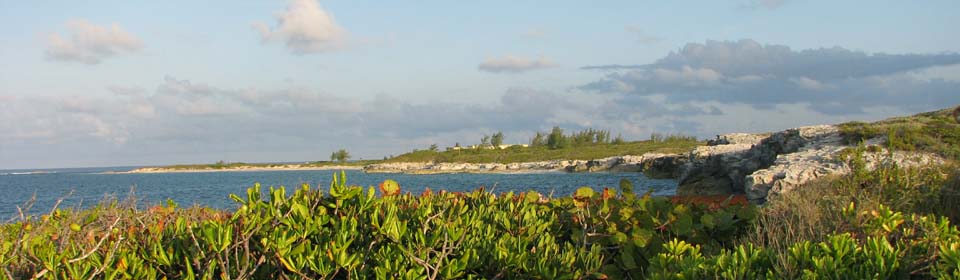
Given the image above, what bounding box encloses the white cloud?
[45,19,143,64]
[254,0,347,54]
[477,55,557,73]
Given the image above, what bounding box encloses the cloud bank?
[478,55,557,73]
[0,77,608,167]
[45,20,143,64]
[580,39,960,114]
[6,39,958,168]
[253,0,347,54]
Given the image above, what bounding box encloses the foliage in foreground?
[2,159,960,279]
[1,173,754,279]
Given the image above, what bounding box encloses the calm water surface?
[0,167,677,218]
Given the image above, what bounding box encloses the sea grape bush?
[0,172,756,279]
[0,170,957,279]
[647,203,960,279]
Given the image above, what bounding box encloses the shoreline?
[362,153,684,175]
[111,165,363,174]
[367,169,569,175]
[112,153,685,175]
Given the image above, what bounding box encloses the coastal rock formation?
[676,125,944,203]
[746,147,944,203]
[362,153,684,174]
[640,154,688,178]
[362,160,582,174]
[676,125,840,197]
[123,164,363,174]
[706,133,769,146]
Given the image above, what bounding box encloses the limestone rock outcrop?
[676,125,944,203]
[362,153,685,174]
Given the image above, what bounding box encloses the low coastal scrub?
[3,159,960,278]
[385,139,700,164]
[838,107,960,161]
[741,145,960,278]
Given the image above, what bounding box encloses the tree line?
[530,127,624,149]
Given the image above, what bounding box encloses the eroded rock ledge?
[675,125,944,203]
[362,153,687,175]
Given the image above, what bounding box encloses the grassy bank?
[839,107,960,161]
[144,138,699,171]
[385,139,701,164]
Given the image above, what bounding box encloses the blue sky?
[0,0,958,169]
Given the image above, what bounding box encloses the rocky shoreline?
[118,165,363,174]
[366,123,946,204]
[675,125,944,203]
[121,123,947,204]
[362,153,684,175]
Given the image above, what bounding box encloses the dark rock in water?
[953,106,960,123]
[642,155,686,179]
[676,173,735,196]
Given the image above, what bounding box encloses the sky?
[0,0,958,169]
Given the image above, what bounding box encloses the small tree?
[480,135,491,148]
[531,132,544,147]
[330,149,351,162]
[428,144,439,152]
[547,126,567,149]
[491,131,504,148]
[612,133,625,145]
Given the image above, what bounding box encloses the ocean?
[0,167,677,218]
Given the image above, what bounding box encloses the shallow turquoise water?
[0,167,677,218]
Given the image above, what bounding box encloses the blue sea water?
[0,167,677,218]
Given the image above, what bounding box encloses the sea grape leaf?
[701,213,716,229]
[574,187,595,200]
[378,179,401,196]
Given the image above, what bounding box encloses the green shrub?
[643,205,959,279]
[0,172,756,279]
[838,106,960,161]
